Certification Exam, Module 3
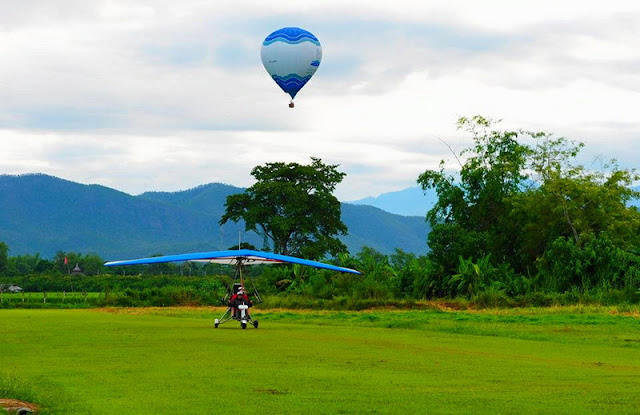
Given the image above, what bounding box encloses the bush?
[472,287,512,309]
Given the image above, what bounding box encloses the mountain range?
[3,174,635,260]
[347,186,437,217]
[348,185,640,216]
[0,174,431,259]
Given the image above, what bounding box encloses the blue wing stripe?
[104,249,362,275]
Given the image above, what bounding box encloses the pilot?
[229,288,252,319]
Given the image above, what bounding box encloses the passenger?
[228,288,252,319]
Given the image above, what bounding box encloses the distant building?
[7,285,23,293]
[71,263,84,276]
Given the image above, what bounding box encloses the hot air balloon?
[260,27,322,108]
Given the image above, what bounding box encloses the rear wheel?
[253,320,259,328]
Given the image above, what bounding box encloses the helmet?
[237,289,244,294]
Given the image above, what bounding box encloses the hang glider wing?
[104,249,362,275]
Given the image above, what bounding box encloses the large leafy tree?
[418,116,640,276]
[220,157,348,259]
[510,136,640,271]
[418,116,532,271]
[8,253,54,276]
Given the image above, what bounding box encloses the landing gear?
[253,320,259,329]
[214,319,219,328]
[241,322,247,329]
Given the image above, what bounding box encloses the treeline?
[0,248,105,276]
[0,247,224,278]
[1,243,639,309]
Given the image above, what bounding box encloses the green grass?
[0,292,102,308]
[1,307,639,414]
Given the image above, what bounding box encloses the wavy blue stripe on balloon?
[263,27,320,46]
[263,37,320,46]
[310,60,320,67]
[272,73,313,98]
[264,27,319,42]
[272,73,312,83]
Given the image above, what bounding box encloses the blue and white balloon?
[260,27,322,107]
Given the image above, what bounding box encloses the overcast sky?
[1,0,639,200]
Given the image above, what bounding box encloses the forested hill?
[0,174,430,259]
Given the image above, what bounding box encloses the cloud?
[0,0,639,200]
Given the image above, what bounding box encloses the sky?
[1,0,639,201]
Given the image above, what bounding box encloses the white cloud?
[0,0,639,200]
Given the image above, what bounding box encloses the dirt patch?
[0,398,40,414]
[620,310,640,319]
[253,388,289,395]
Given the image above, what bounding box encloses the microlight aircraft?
[104,249,361,329]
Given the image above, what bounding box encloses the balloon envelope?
[260,27,322,100]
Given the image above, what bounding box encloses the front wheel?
[241,322,247,329]
[253,320,259,328]
[214,323,219,328]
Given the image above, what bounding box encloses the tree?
[418,116,531,271]
[8,253,53,276]
[81,253,106,275]
[514,137,640,253]
[418,115,640,282]
[227,242,257,251]
[0,242,9,275]
[220,157,348,259]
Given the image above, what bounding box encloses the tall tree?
[510,136,640,268]
[220,157,348,259]
[0,242,9,274]
[418,116,640,277]
[418,116,531,271]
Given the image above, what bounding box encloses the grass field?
[1,306,639,414]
